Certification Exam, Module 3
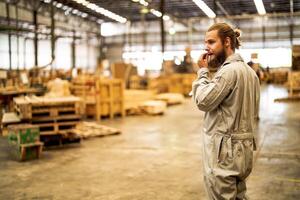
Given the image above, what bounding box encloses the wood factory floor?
[0,84,299,200]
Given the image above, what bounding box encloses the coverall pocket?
[215,134,228,164]
[232,139,254,179]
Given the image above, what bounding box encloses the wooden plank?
[70,121,121,139]
[139,100,167,115]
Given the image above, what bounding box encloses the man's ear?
[225,37,231,48]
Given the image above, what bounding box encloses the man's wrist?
[197,67,209,77]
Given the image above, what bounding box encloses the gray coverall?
[191,53,260,200]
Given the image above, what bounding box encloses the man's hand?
[197,53,209,69]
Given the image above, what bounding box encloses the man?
[191,23,260,199]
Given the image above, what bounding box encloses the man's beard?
[207,49,226,70]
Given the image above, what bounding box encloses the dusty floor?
[0,84,299,200]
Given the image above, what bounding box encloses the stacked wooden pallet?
[72,77,125,120]
[13,96,83,145]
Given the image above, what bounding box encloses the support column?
[160,0,165,53]
[6,2,12,71]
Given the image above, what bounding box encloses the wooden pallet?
[70,121,121,139]
[14,96,84,120]
[31,119,80,135]
[13,96,83,145]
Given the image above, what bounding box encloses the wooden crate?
[129,75,143,89]
[168,74,184,93]
[7,124,43,161]
[271,70,288,84]
[182,74,197,96]
[288,71,300,95]
[7,124,40,145]
[71,77,125,120]
[147,77,169,93]
[84,79,125,120]
[8,142,43,161]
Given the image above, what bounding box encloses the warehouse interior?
[0,0,299,199]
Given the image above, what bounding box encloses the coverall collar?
[222,53,244,67]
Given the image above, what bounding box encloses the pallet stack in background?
[13,96,83,146]
[129,73,196,96]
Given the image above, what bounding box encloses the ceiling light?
[72,0,127,23]
[150,9,162,17]
[72,9,78,14]
[139,0,149,7]
[253,0,266,15]
[62,5,68,10]
[169,27,176,35]
[141,8,149,14]
[192,0,216,18]
[131,0,139,2]
[81,13,88,18]
[163,15,170,21]
[56,3,62,8]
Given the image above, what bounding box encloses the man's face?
[204,30,226,68]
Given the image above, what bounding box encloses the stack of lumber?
[70,121,121,139]
[155,93,185,105]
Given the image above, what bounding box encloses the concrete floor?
[0,84,299,200]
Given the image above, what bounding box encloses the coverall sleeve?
[191,68,233,112]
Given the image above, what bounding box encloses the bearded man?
[191,23,260,200]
